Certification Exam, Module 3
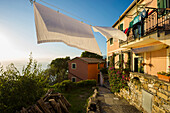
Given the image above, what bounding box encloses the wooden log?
[21,107,28,113]
[50,93,61,98]
[45,102,53,109]
[33,104,43,113]
[58,99,70,113]
[49,99,62,113]
[61,95,71,107]
[59,96,67,107]
[37,99,51,113]
[49,109,56,113]
[28,109,34,113]
[31,106,39,113]
[43,89,53,101]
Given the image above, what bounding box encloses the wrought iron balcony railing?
[120,8,170,46]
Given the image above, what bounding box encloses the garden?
[0,55,96,113]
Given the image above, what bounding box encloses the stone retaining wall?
[86,87,100,113]
[115,72,170,113]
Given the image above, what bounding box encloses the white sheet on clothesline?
[34,2,101,55]
[92,26,127,41]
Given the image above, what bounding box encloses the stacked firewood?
[20,90,71,113]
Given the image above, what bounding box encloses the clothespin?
[29,0,35,5]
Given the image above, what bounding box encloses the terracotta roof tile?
[76,57,105,63]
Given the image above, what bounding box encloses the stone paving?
[97,86,141,113]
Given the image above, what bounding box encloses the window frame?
[71,63,76,69]
[71,77,76,82]
[110,38,113,45]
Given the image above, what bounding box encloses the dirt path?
[97,86,141,113]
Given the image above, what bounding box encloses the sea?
[0,59,51,73]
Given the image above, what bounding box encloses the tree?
[81,51,103,59]
[45,56,70,83]
[0,54,48,113]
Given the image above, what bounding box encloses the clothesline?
[39,0,95,26]
[33,2,127,55]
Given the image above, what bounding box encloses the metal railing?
[120,8,170,46]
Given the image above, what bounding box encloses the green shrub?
[108,66,129,93]
[76,80,96,87]
[100,68,108,74]
[0,55,48,113]
[51,80,76,92]
[51,80,96,92]
[59,80,76,91]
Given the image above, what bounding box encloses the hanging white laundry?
[92,26,127,41]
[33,2,101,55]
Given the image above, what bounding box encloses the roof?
[69,57,105,64]
[112,0,143,27]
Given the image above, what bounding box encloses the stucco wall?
[145,48,167,76]
[88,63,104,81]
[107,40,119,57]
[68,59,88,82]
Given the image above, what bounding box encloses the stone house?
[68,57,105,82]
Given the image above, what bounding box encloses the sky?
[0,0,134,63]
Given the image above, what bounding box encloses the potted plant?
[157,71,170,82]
[140,63,146,66]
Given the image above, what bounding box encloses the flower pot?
[157,74,170,82]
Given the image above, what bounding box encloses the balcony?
[120,8,170,46]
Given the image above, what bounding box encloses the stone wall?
[115,72,170,113]
[86,87,100,113]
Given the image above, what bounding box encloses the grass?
[62,86,94,113]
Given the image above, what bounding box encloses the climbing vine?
[108,53,130,93]
[108,67,129,93]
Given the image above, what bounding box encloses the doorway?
[98,74,100,84]
[134,58,138,72]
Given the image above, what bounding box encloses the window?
[119,54,124,68]
[71,63,76,69]
[110,38,113,45]
[72,77,76,82]
[108,56,111,66]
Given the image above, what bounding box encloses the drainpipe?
[136,0,139,16]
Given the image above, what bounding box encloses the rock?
[157,92,168,100]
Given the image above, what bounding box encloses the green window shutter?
[158,0,168,16]
[122,54,124,61]
[167,0,169,8]
[160,0,164,8]
[163,0,167,8]
[119,23,123,31]
[157,0,166,8]
[98,63,100,69]
[112,56,115,66]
